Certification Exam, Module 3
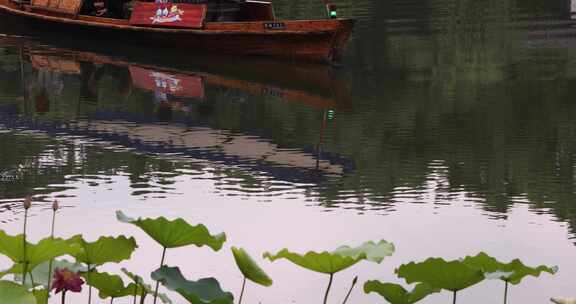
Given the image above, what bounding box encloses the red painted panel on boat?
[130,66,205,99]
[129,2,206,29]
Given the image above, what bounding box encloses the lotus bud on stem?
[341,276,358,304]
[22,195,32,286]
[46,200,60,303]
[238,276,247,304]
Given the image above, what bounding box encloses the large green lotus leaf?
[461,252,558,285]
[121,268,172,304]
[364,281,439,304]
[0,280,36,304]
[82,271,137,299]
[117,211,226,250]
[68,235,138,266]
[231,247,272,287]
[151,266,234,304]
[263,240,394,274]
[396,258,484,292]
[0,231,81,271]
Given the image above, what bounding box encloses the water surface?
[1,0,576,303]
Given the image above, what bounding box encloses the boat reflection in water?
[2,35,353,184]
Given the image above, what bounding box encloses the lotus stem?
[22,262,29,286]
[503,281,509,304]
[46,207,58,303]
[140,288,146,304]
[110,297,114,304]
[453,291,457,304]
[61,290,66,304]
[153,246,167,304]
[29,270,35,287]
[87,264,92,304]
[238,276,247,304]
[323,274,334,304]
[341,276,358,304]
[133,283,138,304]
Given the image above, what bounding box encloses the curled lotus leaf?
[551,297,576,304]
[263,240,394,274]
[68,235,138,266]
[122,268,172,304]
[0,280,36,304]
[396,258,484,292]
[364,281,440,304]
[0,230,81,272]
[462,252,558,285]
[498,259,557,285]
[232,247,272,287]
[117,211,226,250]
[82,271,137,299]
[151,266,234,304]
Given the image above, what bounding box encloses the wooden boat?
[0,0,356,63]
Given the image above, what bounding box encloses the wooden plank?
[130,3,206,29]
[57,0,81,14]
[31,0,48,7]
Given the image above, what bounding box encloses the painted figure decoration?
[152,5,184,24]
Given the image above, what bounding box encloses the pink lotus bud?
[52,200,59,211]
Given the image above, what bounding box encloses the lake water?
[1,0,576,303]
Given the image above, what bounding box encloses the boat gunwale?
[0,2,354,35]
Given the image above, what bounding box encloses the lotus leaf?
[117,211,226,250]
[82,271,137,299]
[122,268,172,304]
[0,280,36,304]
[232,247,272,287]
[263,240,394,274]
[0,231,81,272]
[32,289,48,304]
[364,281,440,304]
[68,235,138,266]
[551,297,576,304]
[151,266,234,304]
[462,252,558,284]
[396,258,484,292]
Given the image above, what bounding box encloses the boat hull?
[0,0,355,63]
